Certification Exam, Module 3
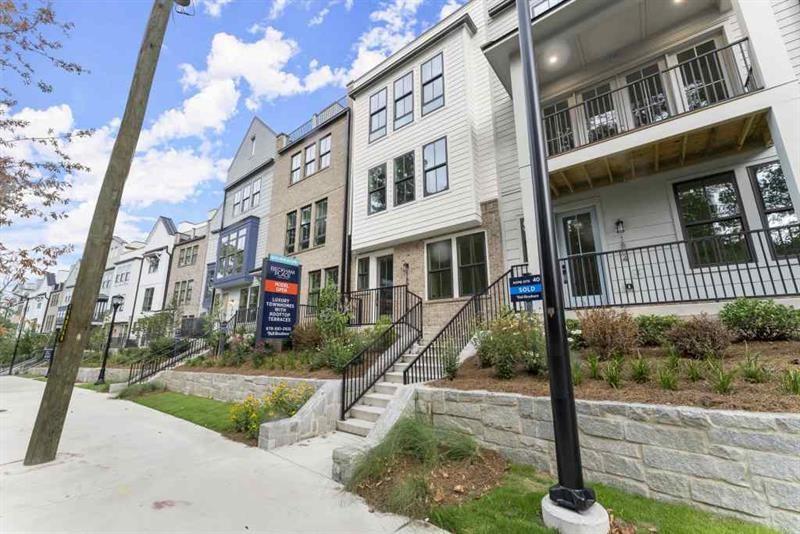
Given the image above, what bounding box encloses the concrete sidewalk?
[0,377,440,533]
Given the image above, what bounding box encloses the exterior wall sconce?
[615,219,625,234]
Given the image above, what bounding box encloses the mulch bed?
[173,362,339,379]
[433,341,800,413]
[355,449,508,513]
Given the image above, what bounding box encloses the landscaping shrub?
[577,308,638,359]
[630,354,651,384]
[443,347,459,380]
[147,337,174,357]
[322,338,358,373]
[475,312,544,378]
[781,369,800,395]
[250,345,271,368]
[603,359,623,389]
[571,362,583,386]
[586,353,601,380]
[229,394,265,439]
[523,348,547,376]
[291,321,323,351]
[229,381,315,439]
[739,348,769,384]
[565,318,585,349]
[708,360,735,395]
[116,381,166,399]
[657,365,677,391]
[266,381,315,416]
[684,360,703,382]
[720,298,800,341]
[635,315,680,347]
[664,314,731,359]
[221,333,253,367]
[316,286,350,340]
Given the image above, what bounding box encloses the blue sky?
[8,0,465,271]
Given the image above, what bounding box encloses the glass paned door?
[582,83,619,143]
[626,64,670,127]
[542,100,574,156]
[677,40,728,111]
[377,255,394,320]
[558,210,604,307]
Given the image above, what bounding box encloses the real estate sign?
[257,255,301,340]
[510,273,542,303]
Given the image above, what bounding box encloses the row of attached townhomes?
[10,0,799,349]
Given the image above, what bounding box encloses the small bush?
[720,298,800,341]
[443,348,459,380]
[571,362,583,386]
[603,359,623,389]
[739,347,769,384]
[577,309,638,359]
[630,354,651,384]
[565,318,585,349]
[229,382,315,439]
[657,365,678,391]
[524,348,547,376]
[322,338,357,373]
[781,369,800,395]
[684,360,703,382]
[586,353,601,380]
[475,312,545,379]
[664,314,731,359]
[116,381,166,399]
[387,475,430,518]
[708,361,735,395]
[229,394,265,439]
[494,351,517,380]
[147,337,174,357]
[636,315,680,346]
[291,321,323,351]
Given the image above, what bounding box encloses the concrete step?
[350,404,384,423]
[336,417,374,437]
[374,382,399,395]
[393,361,443,373]
[385,371,404,384]
[362,392,394,408]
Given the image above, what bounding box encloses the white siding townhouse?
[8,273,56,334]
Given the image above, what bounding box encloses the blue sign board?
[510,274,542,302]
[258,255,302,340]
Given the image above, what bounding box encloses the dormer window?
[250,135,256,157]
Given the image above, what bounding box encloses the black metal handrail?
[343,285,414,326]
[340,287,422,419]
[559,225,800,309]
[1,354,44,375]
[403,264,529,384]
[284,96,348,146]
[126,336,210,385]
[542,38,761,157]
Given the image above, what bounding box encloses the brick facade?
[165,235,209,317]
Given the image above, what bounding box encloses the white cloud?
[308,7,329,26]
[439,0,464,20]
[198,0,234,17]
[269,0,291,19]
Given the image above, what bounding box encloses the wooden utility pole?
[24,0,179,466]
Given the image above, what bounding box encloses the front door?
[377,255,394,320]
[557,209,605,308]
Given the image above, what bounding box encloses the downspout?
[160,248,174,309]
[339,106,353,295]
[125,257,145,346]
[40,291,52,333]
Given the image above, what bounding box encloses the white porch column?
[732,0,800,212]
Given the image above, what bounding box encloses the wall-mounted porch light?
[615,219,625,234]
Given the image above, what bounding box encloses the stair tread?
[351,404,384,414]
[340,418,374,428]
[364,392,394,400]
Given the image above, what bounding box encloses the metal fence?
[127,336,210,385]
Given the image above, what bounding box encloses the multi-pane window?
[582,82,617,142]
[299,205,312,250]
[204,264,215,305]
[626,63,668,127]
[233,189,242,215]
[308,270,321,307]
[142,288,155,311]
[178,245,199,267]
[427,239,453,300]
[217,227,247,278]
[147,256,159,273]
[174,280,194,306]
[368,164,387,214]
[394,72,414,129]
[251,177,260,207]
[305,143,317,175]
[285,212,297,254]
[394,152,415,206]
[421,53,444,115]
[325,267,338,288]
[314,199,328,246]
[674,172,751,266]
[357,258,370,290]
[457,233,488,296]
[749,161,800,257]
[242,182,251,209]
[319,135,332,169]
[543,100,574,156]
[677,40,726,111]
[290,152,302,184]
[423,137,448,195]
[369,88,387,142]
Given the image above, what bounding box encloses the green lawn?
[76,382,110,393]
[431,465,776,534]
[130,391,233,433]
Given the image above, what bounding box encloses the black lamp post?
[96,295,123,385]
[8,293,30,375]
[515,0,595,513]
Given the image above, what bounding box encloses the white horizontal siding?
[772,0,800,79]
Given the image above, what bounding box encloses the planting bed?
[175,362,338,379]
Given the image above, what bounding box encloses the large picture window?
[285,212,297,255]
[674,172,751,267]
[394,72,413,129]
[426,239,453,300]
[457,233,488,296]
[423,137,448,196]
[421,53,444,115]
[749,161,800,257]
[299,205,312,250]
[369,88,387,142]
[394,152,415,206]
[218,227,247,278]
[315,198,328,246]
[368,164,387,214]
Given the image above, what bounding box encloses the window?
[520,218,529,264]
[394,72,413,129]
[319,135,332,169]
[457,233,488,296]
[626,63,668,127]
[204,264,215,306]
[178,248,186,267]
[423,137,448,195]
[582,82,617,142]
[174,280,193,306]
[217,227,247,278]
[290,152,302,184]
[142,288,154,311]
[285,212,297,254]
[178,245,198,267]
[543,100,574,156]
[305,143,317,175]
[677,40,726,111]
[394,152,415,206]
[357,258,370,290]
[674,172,751,267]
[233,189,242,215]
[147,256,159,273]
[242,183,251,209]
[189,245,198,266]
[369,88,387,142]
[749,161,800,257]
[250,135,256,156]
[314,198,328,246]
[299,205,312,250]
[251,177,261,207]
[427,240,453,300]
[368,164,387,214]
[325,267,338,288]
[308,270,322,307]
[421,53,444,114]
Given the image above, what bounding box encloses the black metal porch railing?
[127,335,210,385]
[403,265,529,384]
[559,226,800,309]
[284,96,348,147]
[340,287,422,419]
[542,38,761,157]
[343,285,414,326]
[1,353,45,375]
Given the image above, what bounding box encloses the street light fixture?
[96,295,124,385]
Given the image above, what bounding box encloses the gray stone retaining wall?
[415,386,800,533]
[26,366,130,383]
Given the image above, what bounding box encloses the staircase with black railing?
[126,335,212,385]
[403,264,529,385]
[337,286,422,432]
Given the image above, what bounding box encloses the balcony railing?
[542,38,761,158]
[559,225,800,309]
[283,96,348,147]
